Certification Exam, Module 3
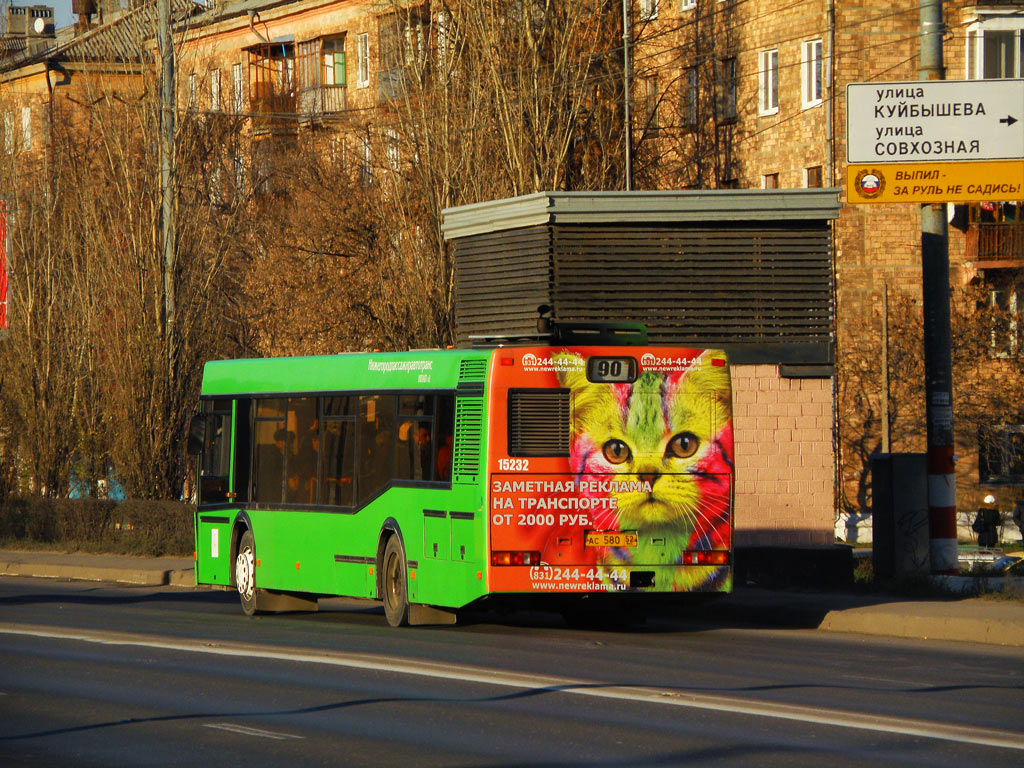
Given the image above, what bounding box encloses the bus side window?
[435,395,454,482]
[199,399,232,505]
[285,397,318,505]
[252,398,286,505]
[395,394,433,482]
[357,394,396,506]
[323,405,356,507]
[232,399,251,504]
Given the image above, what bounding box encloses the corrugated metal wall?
[453,226,552,345]
[452,222,833,365]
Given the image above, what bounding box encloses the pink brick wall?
[732,365,835,546]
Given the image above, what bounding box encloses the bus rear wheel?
[236,530,258,617]
[382,536,410,627]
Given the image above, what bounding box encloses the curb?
[0,560,195,588]
[819,604,1024,646]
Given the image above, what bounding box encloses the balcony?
[250,85,296,137]
[297,84,348,121]
[965,222,1024,269]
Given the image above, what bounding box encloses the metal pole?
[622,0,632,191]
[919,0,957,574]
[158,0,176,356]
[881,282,891,454]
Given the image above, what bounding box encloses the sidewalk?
[2,549,1023,646]
[0,549,195,588]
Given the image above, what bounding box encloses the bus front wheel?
[382,536,410,627]
[236,530,258,617]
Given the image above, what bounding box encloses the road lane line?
[2,622,1022,751]
[204,723,303,740]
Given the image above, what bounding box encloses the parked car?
[959,545,1003,569]
[986,552,1024,576]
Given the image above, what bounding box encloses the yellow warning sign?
[847,161,1024,204]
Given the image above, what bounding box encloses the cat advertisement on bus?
[487,347,734,595]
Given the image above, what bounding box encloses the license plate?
[585,530,638,548]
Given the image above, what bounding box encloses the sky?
[53,1,76,30]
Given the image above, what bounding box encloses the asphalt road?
[0,577,1022,767]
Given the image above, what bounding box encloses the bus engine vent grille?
[453,396,484,483]
[508,389,570,457]
[458,358,488,382]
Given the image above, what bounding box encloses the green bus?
[190,336,734,626]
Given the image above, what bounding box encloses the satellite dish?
[33,17,45,34]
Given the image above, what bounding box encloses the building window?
[717,57,737,122]
[681,67,698,128]
[210,68,221,111]
[323,37,346,86]
[979,424,1024,484]
[806,165,823,187]
[232,62,244,114]
[801,39,823,108]
[642,75,659,135]
[360,134,372,185]
[990,284,1021,359]
[277,58,294,96]
[436,10,451,69]
[758,48,779,115]
[248,43,296,115]
[378,9,430,101]
[357,32,370,89]
[763,173,779,189]
[188,73,197,110]
[680,0,696,10]
[234,153,245,196]
[640,0,658,21]
[385,128,399,171]
[967,15,1024,79]
[20,106,30,151]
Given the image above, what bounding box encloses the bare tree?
[0,23,250,499]
[837,283,1024,517]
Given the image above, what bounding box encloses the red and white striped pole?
[927,422,958,574]
[920,0,958,574]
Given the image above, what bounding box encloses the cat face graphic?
[556,351,732,542]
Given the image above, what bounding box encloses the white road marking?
[2,622,1022,751]
[204,723,303,740]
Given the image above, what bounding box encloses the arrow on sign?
[1000,115,1018,126]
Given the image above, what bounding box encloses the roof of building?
[441,190,844,241]
[0,0,199,73]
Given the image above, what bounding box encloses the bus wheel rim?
[236,547,255,600]
[386,552,400,609]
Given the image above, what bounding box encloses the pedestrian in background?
[973,494,1001,548]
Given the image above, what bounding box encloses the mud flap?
[255,588,319,613]
[408,603,458,626]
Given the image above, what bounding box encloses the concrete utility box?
[871,453,930,577]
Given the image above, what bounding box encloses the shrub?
[0,497,194,557]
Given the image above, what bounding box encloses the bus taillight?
[491,551,542,566]
[682,550,730,566]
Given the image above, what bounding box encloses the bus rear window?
[508,389,570,457]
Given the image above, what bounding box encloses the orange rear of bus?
[484,345,734,598]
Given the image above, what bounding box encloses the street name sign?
[847,79,1024,164]
[847,160,1024,204]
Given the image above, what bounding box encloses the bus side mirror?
[186,414,205,456]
